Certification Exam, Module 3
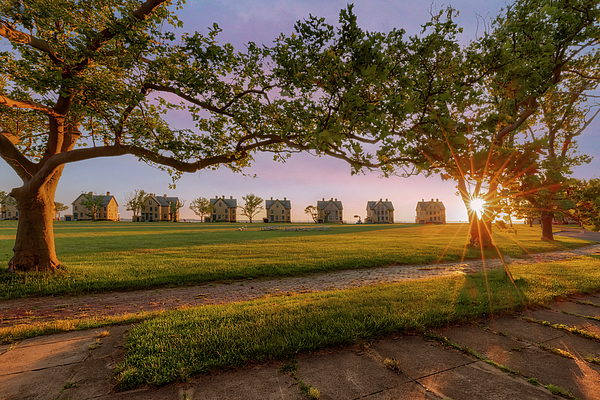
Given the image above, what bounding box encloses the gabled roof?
[155,196,179,207]
[317,200,343,210]
[72,193,117,207]
[266,199,291,209]
[211,197,237,208]
[367,200,394,211]
[416,199,445,211]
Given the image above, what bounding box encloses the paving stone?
[433,324,529,361]
[296,349,408,400]
[362,381,442,400]
[0,333,95,376]
[490,342,600,400]
[417,360,556,400]
[0,364,76,400]
[551,301,600,319]
[370,336,475,380]
[486,317,565,343]
[180,364,302,400]
[522,308,596,329]
[543,332,600,360]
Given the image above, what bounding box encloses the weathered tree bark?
[540,210,554,241]
[8,168,64,272]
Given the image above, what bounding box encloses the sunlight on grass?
[0,221,593,299]
[115,255,600,389]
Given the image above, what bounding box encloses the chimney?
[322,198,325,201]
[436,198,439,202]
[88,191,93,195]
[284,197,286,200]
[106,192,110,196]
[271,197,273,200]
[335,198,337,201]
[230,196,233,199]
[431,198,434,202]
[386,198,388,201]
[163,194,167,198]
[422,199,424,202]
[380,198,382,201]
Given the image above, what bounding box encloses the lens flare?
[469,197,486,220]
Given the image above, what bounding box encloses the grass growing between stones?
[116,254,600,389]
[0,221,591,299]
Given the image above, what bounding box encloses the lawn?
[0,220,593,299]
[115,254,600,389]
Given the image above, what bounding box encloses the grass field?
[1,220,599,389]
[0,220,593,299]
[116,255,600,389]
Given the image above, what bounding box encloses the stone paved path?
[2,293,600,399]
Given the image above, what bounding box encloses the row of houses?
[1,192,447,224]
[208,196,446,224]
[69,192,181,222]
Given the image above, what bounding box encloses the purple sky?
[1,0,599,222]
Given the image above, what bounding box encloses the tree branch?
[0,132,37,181]
[0,20,63,64]
[145,83,266,117]
[0,94,62,118]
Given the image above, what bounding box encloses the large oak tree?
[0,1,395,272]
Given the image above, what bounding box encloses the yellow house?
[139,194,180,222]
[366,199,394,223]
[317,198,343,223]
[1,201,18,220]
[415,198,446,224]
[266,197,291,223]
[210,196,237,222]
[72,192,119,221]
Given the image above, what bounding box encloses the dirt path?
[2,244,600,328]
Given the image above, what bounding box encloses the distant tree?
[125,190,150,221]
[568,178,600,231]
[189,197,214,222]
[0,191,16,207]
[304,205,319,223]
[54,202,69,220]
[170,199,186,222]
[240,194,263,223]
[80,194,105,222]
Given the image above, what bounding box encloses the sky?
[1,0,599,222]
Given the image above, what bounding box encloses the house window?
[271,210,274,214]
[155,214,158,218]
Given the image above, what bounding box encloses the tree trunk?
[469,216,493,248]
[8,171,63,272]
[540,210,554,241]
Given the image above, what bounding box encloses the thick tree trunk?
[540,210,554,241]
[8,171,63,272]
[469,216,493,248]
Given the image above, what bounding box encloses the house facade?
[415,198,446,224]
[317,198,343,223]
[266,197,291,223]
[138,194,180,222]
[366,199,394,223]
[210,196,237,222]
[72,192,119,221]
[1,202,18,220]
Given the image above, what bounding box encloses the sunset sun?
[469,197,486,220]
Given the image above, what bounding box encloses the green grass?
[0,221,591,299]
[115,254,600,389]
